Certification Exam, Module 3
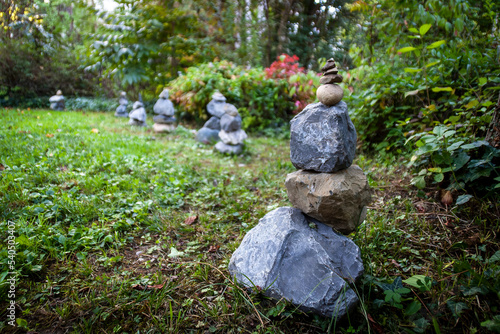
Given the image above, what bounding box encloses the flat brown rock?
[285,166,372,234]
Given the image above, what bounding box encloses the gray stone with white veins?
[290,101,356,172]
[229,207,364,318]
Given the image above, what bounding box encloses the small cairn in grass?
[152,89,176,133]
[128,95,147,127]
[229,58,371,319]
[215,103,247,154]
[49,90,65,111]
[115,91,129,117]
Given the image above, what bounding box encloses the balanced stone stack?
[49,90,65,111]
[115,91,129,117]
[215,104,247,154]
[128,99,147,127]
[229,58,371,319]
[153,89,176,133]
[195,92,226,144]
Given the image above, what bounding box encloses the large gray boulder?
[290,101,356,172]
[229,207,363,319]
[285,166,371,235]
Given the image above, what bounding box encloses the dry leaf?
[441,191,453,206]
[184,215,198,225]
[46,133,54,138]
[0,164,4,171]
[208,245,220,253]
[91,128,99,133]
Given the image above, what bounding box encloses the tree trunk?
[485,92,500,148]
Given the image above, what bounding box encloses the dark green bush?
[169,60,295,131]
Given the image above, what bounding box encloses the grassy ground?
[0,108,498,333]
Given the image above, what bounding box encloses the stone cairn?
[195,92,226,144]
[215,103,247,154]
[49,90,65,111]
[153,89,176,133]
[128,95,147,127]
[115,91,129,117]
[229,58,371,319]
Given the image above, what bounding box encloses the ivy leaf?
[405,300,422,316]
[456,194,473,205]
[419,24,432,36]
[447,300,468,318]
[452,152,470,171]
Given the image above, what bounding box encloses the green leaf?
[412,175,426,189]
[403,275,432,291]
[405,300,422,316]
[16,318,28,328]
[419,24,432,36]
[446,141,464,152]
[488,250,500,264]
[404,68,422,73]
[452,152,470,171]
[456,194,473,205]
[447,300,468,318]
[426,40,446,49]
[461,141,489,150]
[481,315,500,332]
[397,46,417,53]
[434,173,444,183]
[425,61,440,68]
[479,77,488,86]
[409,27,419,34]
[431,87,453,92]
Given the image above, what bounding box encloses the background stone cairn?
[49,90,65,111]
[195,92,226,144]
[128,95,147,127]
[152,89,176,133]
[215,103,247,154]
[115,91,129,117]
[229,59,371,319]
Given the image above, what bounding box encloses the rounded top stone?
[212,92,226,102]
[159,89,169,99]
[56,90,63,95]
[120,91,126,97]
[133,101,144,109]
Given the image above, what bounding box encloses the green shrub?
[65,97,118,112]
[169,60,296,131]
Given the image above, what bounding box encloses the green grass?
[0,108,499,333]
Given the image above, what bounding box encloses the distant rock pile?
[153,89,176,133]
[115,91,129,117]
[49,90,65,111]
[215,103,247,154]
[229,58,371,319]
[128,99,147,127]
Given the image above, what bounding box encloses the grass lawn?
[0,108,499,333]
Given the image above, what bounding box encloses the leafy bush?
[169,60,295,131]
[65,97,118,112]
[344,0,500,194]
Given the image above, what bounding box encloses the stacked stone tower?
[229,59,371,318]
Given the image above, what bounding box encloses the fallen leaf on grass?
[208,245,220,253]
[91,128,99,133]
[46,133,54,138]
[0,164,4,171]
[184,215,198,225]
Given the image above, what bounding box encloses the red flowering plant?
[265,54,318,113]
